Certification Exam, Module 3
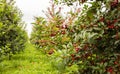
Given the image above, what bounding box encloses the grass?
[0,43,60,74]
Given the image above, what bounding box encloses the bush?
[0,0,28,60]
[31,0,120,73]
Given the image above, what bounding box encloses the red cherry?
[48,49,54,55]
[107,67,113,73]
[81,0,86,3]
[99,17,104,22]
[108,24,115,29]
[107,20,111,25]
[72,57,75,61]
[83,45,88,50]
[114,61,118,65]
[75,56,80,60]
[50,33,56,37]
[113,19,118,23]
[75,47,80,53]
[56,25,60,28]
[101,59,107,63]
[114,0,118,3]
[71,54,75,57]
[70,30,74,33]
[65,25,68,29]
[111,0,118,6]
[61,30,66,34]
[61,24,68,29]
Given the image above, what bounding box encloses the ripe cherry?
[56,25,60,28]
[61,30,66,34]
[107,67,113,74]
[61,24,68,29]
[99,17,104,22]
[114,61,118,65]
[75,47,80,53]
[50,33,56,37]
[107,20,111,25]
[113,19,118,23]
[48,49,54,55]
[71,54,75,57]
[108,24,115,29]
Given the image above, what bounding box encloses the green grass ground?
[0,43,59,74]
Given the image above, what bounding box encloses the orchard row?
[31,0,120,73]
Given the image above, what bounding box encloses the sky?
[15,0,50,36]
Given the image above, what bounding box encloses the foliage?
[0,0,28,60]
[54,0,87,5]
[31,0,120,73]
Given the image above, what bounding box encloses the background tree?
[0,0,28,60]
